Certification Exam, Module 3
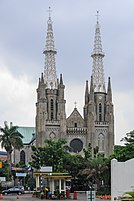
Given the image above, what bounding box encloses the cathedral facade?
[35,12,114,158]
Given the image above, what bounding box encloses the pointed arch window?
[50,99,54,120]
[74,123,77,128]
[99,103,102,121]
[99,103,102,113]
[20,150,25,164]
[104,103,106,121]
[99,114,102,121]
[98,133,104,152]
[51,99,54,110]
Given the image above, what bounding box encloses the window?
[98,134,104,152]
[99,103,102,113]
[70,139,83,153]
[51,99,54,110]
[99,103,102,121]
[99,114,102,121]
[51,99,54,120]
[20,150,25,164]
[74,123,77,127]
[51,112,53,120]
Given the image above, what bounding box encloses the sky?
[0,0,134,145]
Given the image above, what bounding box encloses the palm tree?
[78,155,108,191]
[0,121,24,179]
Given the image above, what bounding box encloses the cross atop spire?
[74,101,77,109]
[43,7,57,89]
[48,6,52,18]
[96,10,100,22]
[91,12,105,92]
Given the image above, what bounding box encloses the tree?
[110,130,134,162]
[78,154,109,192]
[121,130,134,160]
[31,139,68,172]
[83,143,92,160]
[0,121,24,179]
[63,153,86,177]
[109,145,127,162]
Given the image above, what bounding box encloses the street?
[1,193,111,201]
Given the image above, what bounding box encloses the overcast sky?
[0,0,134,145]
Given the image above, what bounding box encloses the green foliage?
[31,139,68,172]
[110,130,134,162]
[63,153,87,176]
[27,177,36,190]
[0,160,10,180]
[121,130,134,145]
[125,191,134,199]
[78,154,109,191]
[0,121,23,162]
[16,161,26,168]
[120,191,134,200]
[83,143,92,160]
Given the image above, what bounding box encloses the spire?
[89,76,94,101]
[91,11,105,93]
[41,72,44,83]
[43,7,57,89]
[84,80,89,105]
[107,77,112,102]
[90,76,94,94]
[60,74,63,85]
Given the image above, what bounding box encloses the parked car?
[14,186,24,190]
[2,187,25,195]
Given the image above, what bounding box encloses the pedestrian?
[40,190,44,199]
[47,191,52,199]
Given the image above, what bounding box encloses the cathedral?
[35,11,114,158]
[13,12,114,165]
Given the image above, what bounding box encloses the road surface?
[1,193,111,201]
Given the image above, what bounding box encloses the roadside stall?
[34,171,72,199]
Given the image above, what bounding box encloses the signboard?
[0,177,6,181]
[0,162,2,168]
[12,167,26,171]
[16,173,27,177]
[40,166,52,172]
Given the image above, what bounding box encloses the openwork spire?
[91,11,105,92]
[43,7,57,89]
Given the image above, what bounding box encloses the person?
[47,191,52,199]
[45,187,49,199]
[40,190,44,199]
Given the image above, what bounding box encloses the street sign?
[40,166,52,172]
[16,173,27,177]
[86,191,96,201]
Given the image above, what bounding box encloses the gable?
[67,108,84,128]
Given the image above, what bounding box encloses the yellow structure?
[34,172,71,194]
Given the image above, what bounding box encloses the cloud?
[0,0,134,149]
[0,59,36,127]
[65,81,84,117]
[114,91,134,145]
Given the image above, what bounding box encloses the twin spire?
[43,9,106,93]
[91,11,105,93]
[43,7,57,89]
